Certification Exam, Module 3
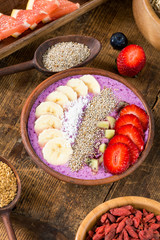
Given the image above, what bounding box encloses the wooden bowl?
[20,67,154,185]
[75,196,160,240]
[132,0,160,50]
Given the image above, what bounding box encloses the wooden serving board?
[0,0,107,60]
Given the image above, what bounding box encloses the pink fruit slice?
[11,9,46,30]
[26,0,60,15]
[0,13,30,40]
[43,0,80,23]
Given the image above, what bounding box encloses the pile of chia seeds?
[68,88,117,172]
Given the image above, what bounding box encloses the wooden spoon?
[0,156,21,240]
[0,35,101,76]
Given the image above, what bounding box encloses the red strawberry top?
[117,44,146,77]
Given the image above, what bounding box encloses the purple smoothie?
[28,75,148,180]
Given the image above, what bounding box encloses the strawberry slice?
[109,134,140,165]
[116,124,144,151]
[115,114,144,137]
[103,142,130,174]
[117,44,146,77]
[120,104,149,131]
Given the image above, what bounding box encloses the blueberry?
[110,32,128,50]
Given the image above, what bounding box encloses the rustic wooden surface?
[0,0,160,239]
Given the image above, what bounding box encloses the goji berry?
[107,213,116,223]
[110,207,131,216]
[125,225,138,238]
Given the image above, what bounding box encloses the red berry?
[115,114,144,137]
[120,104,149,131]
[103,143,130,174]
[117,44,146,77]
[109,134,140,165]
[116,124,144,151]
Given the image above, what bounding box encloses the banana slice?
[80,75,101,94]
[46,91,69,108]
[42,137,73,165]
[35,101,63,119]
[38,129,63,147]
[34,115,62,134]
[67,78,88,97]
[56,86,77,101]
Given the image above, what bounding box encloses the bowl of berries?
[21,67,154,185]
[75,196,160,240]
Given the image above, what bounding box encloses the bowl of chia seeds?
[20,67,154,185]
[133,0,160,50]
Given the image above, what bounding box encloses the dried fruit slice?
[42,0,79,23]
[109,134,140,165]
[26,0,60,15]
[11,9,46,30]
[0,13,30,40]
[103,142,130,174]
[116,124,144,151]
[115,114,144,137]
[120,104,149,131]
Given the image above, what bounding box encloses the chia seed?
[68,88,118,171]
[42,42,91,72]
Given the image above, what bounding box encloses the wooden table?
[0,0,160,239]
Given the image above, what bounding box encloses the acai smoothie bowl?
[20,67,154,185]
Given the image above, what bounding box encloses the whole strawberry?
[117,44,146,77]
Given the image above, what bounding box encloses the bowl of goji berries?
[75,196,160,240]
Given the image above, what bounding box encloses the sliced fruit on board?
[26,0,60,15]
[42,0,80,23]
[120,104,149,131]
[103,142,130,174]
[116,124,144,152]
[115,114,144,137]
[0,13,30,40]
[109,134,140,165]
[11,9,46,30]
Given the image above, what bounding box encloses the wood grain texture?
[0,0,107,60]
[0,0,160,239]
